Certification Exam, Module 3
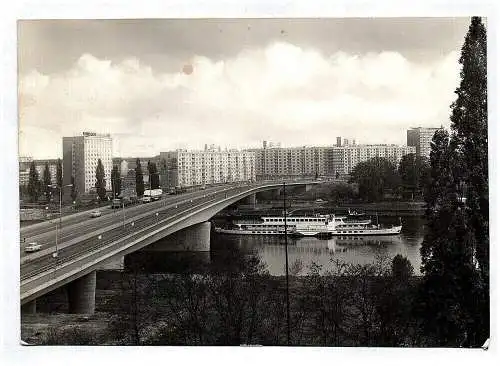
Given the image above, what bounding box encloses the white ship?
[214,214,402,237]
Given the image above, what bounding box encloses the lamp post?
[283,181,290,345]
[122,201,126,228]
[48,183,73,266]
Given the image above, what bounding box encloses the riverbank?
[226,200,425,217]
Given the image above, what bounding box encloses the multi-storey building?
[34,159,58,184]
[332,144,416,177]
[62,132,113,194]
[407,127,441,158]
[247,140,415,180]
[159,148,256,188]
[18,157,59,186]
[19,156,33,186]
[248,143,333,180]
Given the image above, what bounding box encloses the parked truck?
[142,189,162,203]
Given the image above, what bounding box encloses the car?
[25,242,42,253]
[90,210,102,218]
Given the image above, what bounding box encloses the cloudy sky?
[18,18,471,159]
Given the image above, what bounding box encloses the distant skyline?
[18,18,470,159]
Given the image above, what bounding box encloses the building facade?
[34,159,58,185]
[407,127,441,158]
[246,140,415,180]
[19,157,59,186]
[332,144,416,177]
[19,156,33,186]
[249,145,333,180]
[63,132,113,194]
[159,148,256,188]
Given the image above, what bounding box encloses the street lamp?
[48,183,73,268]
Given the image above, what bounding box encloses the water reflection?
[129,215,426,277]
[211,216,425,276]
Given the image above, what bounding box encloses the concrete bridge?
[20,180,318,314]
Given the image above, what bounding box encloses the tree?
[135,159,145,197]
[70,176,78,202]
[391,254,414,283]
[95,159,107,201]
[398,153,430,199]
[328,182,356,203]
[449,16,489,322]
[27,161,40,202]
[147,161,160,189]
[56,158,63,188]
[349,157,399,202]
[111,165,121,198]
[418,17,488,347]
[42,163,52,201]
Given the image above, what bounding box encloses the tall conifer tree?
[42,163,52,201]
[135,159,145,197]
[27,161,40,202]
[418,17,488,347]
[95,159,107,201]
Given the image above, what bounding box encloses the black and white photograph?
[0,1,496,360]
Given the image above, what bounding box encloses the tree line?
[25,158,162,203]
[345,153,431,203]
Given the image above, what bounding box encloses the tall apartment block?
[246,140,415,180]
[19,157,58,186]
[159,148,256,188]
[62,132,113,194]
[407,127,441,158]
[332,144,416,177]
[248,145,332,180]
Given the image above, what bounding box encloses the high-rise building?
[336,137,342,147]
[407,127,441,158]
[34,159,58,184]
[248,145,333,180]
[247,141,415,180]
[159,149,256,188]
[18,157,59,186]
[332,144,416,177]
[18,156,33,186]
[62,132,113,194]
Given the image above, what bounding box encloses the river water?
[211,215,426,276]
[130,215,426,276]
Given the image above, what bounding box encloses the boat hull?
[331,226,402,236]
[214,225,402,236]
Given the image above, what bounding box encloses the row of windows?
[263,218,326,223]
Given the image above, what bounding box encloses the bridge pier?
[67,271,96,314]
[244,193,256,206]
[21,299,36,314]
[143,221,211,252]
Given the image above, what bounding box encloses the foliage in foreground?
[104,250,424,346]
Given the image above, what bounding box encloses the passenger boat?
[214,214,402,237]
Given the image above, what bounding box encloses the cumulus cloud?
[18,41,460,158]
